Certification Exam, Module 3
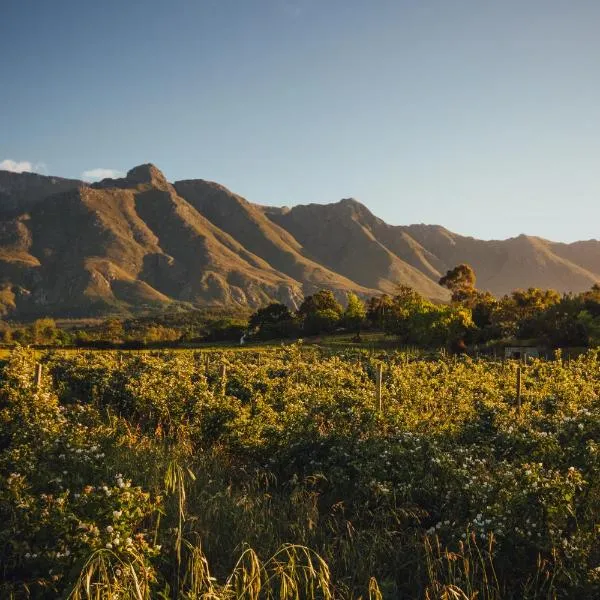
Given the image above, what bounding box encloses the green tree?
[366,294,393,330]
[0,321,12,344]
[103,319,125,343]
[298,290,343,319]
[536,295,589,347]
[343,292,366,333]
[494,288,561,339]
[249,303,293,328]
[439,264,477,302]
[249,303,298,339]
[298,290,343,335]
[581,284,600,317]
[31,318,58,345]
[142,325,180,344]
[576,310,600,347]
[303,308,341,335]
[382,286,427,339]
[466,291,501,343]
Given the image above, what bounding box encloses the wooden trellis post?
[376,363,383,413]
[35,363,43,389]
[516,366,522,415]
[220,362,227,397]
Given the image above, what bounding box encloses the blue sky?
[1,0,598,242]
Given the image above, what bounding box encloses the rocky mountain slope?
[0,163,597,317]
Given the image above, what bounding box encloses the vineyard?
[1,345,599,599]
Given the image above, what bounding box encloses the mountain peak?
[337,197,370,212]
[338,197,361,206]
[335,197,378,222]
[126,164,168,188]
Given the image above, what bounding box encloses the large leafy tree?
[494,287,561,339]
[384,285,428,339]
[439,264,477,302]
[249,303,297,339]
[581,284,600,317]
[32,318,59,345]
[298,290,343,335]
[343,292,366,333]
[532,284,600,347]
[249,303,293,328]
[366,294,394,329]
[373,285,473,349]
[298,290,343,318]
[536,295,589,347]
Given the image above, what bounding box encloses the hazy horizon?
[2,0,599,243]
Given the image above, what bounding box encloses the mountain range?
[0,163,598,318]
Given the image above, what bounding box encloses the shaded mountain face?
[0,170,84,217]
[173,180,377,297]
[0,163,597,318]
[0,165,304,317]
[395,226,600,297]
[261,199,448,300]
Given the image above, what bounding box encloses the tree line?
[249,264,600,350]
[1,264,599,349]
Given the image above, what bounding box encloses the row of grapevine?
[0,345,598,598]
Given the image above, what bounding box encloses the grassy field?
[0,332,403,360]
[1,345,598,598]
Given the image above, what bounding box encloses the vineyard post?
[376,363,383,413]
[35,363,43,389]
[220,362,227,397]
[516,366,522,414]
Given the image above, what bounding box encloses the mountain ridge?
[0,163,597,318]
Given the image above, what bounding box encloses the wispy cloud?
[0,159,33,173]
[81,168,124,181]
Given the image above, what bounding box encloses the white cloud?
[81,168,124,181]
[0,159,33,173]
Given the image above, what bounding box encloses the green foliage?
[439,264,477,302]
[577,310,600,346]
[1,347,599,598]
[3,282,600,352]
[492,288,561,339]
[249,303,298,340]
[374,286,475,349]
[249,303,293,328]
[32,318,59,345]
[103,319,125,343]
[365,294,393,330]
[302,308,339,335]
[299,291,343,320]
[298,290,344,336]
[0,348,161,598]
[342,293,366,333]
